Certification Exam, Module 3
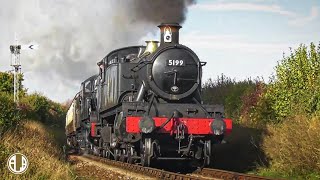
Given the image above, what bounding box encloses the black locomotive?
[66,23,232,167]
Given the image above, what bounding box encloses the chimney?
[158,23,182,45]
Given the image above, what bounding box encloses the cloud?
[0,0,194,102]
[191,2,318,26]
[180,32,298,54]
[192,2,296,16]
[289,6,319,26]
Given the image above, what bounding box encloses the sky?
[180,0,320,82]
[0,0,319,102]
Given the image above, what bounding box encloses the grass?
[0,120,74,180]
[257,168,320,180]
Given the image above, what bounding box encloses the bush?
[0,92,22,134]
[0,72,26,96]
[202,74,260,121]
[21,93,50,122]
[239,82,272,127]
[263,43,320,122]
[262,114,320,178]
[20,93,66,123]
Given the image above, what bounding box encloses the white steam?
[0,0,194,102]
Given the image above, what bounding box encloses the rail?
[72,154,274,180]
[194,168,275,180]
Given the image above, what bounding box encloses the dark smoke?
[130,0,196,24]
[0,0,195,101]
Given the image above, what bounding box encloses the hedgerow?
[0,92,22,134]
[202,74,260,122]
[255,43,320,178]
[0,72,66,133]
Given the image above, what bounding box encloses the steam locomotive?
[66,23,232,167]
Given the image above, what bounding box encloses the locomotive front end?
[147,23,203,100]
[123,23,233,166]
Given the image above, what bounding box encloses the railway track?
[193,168,274,180]
[82,154,201,179]
[72,154,274,180]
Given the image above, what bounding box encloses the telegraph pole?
[10,35,21,103]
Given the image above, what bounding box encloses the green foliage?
[261,43,320,122]
[202,43,320,178]
[239,82,274,127]
[0,71,26,96]
[202,74,259,121]
[0,71,66,132]
[0,92,22,134]
[0,72,13,93]
[22,93,50,122]
[20,93,66,123]
[245,42,320,178]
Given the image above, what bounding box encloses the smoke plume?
[0,0,195,101]
[129,0,195,23]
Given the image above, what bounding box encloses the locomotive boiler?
[66,23,232,167]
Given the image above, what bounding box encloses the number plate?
[166,59,185,66]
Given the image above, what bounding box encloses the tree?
[0,71,26,96]
[264,42,320,121]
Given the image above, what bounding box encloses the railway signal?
[10,35,21,103]
[9,34,38,103]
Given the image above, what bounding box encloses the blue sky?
[180,0,320,81]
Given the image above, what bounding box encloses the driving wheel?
[140,138,152,166]
[203,140,211,166]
